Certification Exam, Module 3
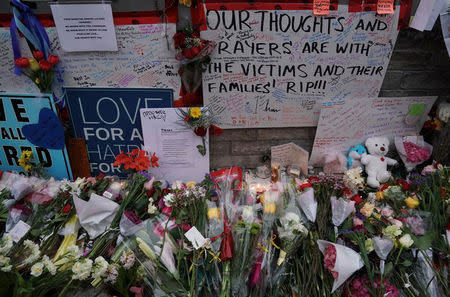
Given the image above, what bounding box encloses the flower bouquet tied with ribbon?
[174,26,216,93]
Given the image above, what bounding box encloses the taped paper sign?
[202,6,400,128]
[314,0,330,15]
[309,96,437,166]
[0,24,180,94]
[271,142,309,175]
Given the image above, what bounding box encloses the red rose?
[379,184,390,191]
[39,60,51,71]
[191,32,200,38]
[146,188,156,197]
[299,183,312,191]
[352,225,367,234]
[190,46,201,57]
[173,32,186,48]
[14,57,29,68]
[97,173,105,180]
[209,124,223,136]
[48,54,59,65]
[194,126,207,137]
[33,50,44,60]
[184,116,190,122]
[62,203,71,214]
[349,194,363,205]
[182,48,194,59]
[396,179,410,191]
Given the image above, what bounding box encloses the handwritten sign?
[314,0,330,15]
[0,24,180,94]
[66,88,173,177]
[140,108,209,183]
[50,4,118,52]
[271,142,309,175]
[0,94,72,179]
[309,96,437,166]
[377,0,394,15]
[202,7,399,128]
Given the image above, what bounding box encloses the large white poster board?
[309,96,437,166]
[140,108,210,183]
[0,24,180,94]
[202,6,400,128]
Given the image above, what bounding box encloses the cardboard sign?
[0,94,72,179]
[202,6,400,128]
[309,96,437,166]
[271,142,309,175]
[66,88,173,177]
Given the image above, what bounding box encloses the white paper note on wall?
[50,3,118,51]
[140,108,210,183]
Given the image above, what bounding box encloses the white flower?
[0,234,13,254]
[92,256,108,279]
[72,259,93,280]
[23,240,40,265]
[30,262,44,277]
[148,198,157,214]
[399,234,414,249]
[279,212,308,239]
[42,255,57,275]
[1,265,12,272]
[66,245,82,261]
[171,180,183,190]
[344,167,364,188]
[163,193,175,207]
[0,255,10,266]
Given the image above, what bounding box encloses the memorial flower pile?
[0,158,448,297]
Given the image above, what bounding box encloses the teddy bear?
[361,136,397,188]
[346,144,367,169]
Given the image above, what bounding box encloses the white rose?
[30,262,44,277]
[399,234,414,249]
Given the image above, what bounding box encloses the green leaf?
[413,232,434,250]
[196,145,206,156]
[401,259,412,267]
[384,262,393,275]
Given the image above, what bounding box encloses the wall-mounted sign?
[0,94,72,179]
[66,87,173,177]
[202,5,400,128]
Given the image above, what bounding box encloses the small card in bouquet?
[185,226,207,250]
[9,220,31,242]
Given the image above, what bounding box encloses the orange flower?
[151,152,159,168]
[134,151,150,171]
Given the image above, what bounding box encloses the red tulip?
[48,54,59,65]
[14,57,29,68]
[39,60,51,71]
[33,50,44,60]
[62,203,71,214]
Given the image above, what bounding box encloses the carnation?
[92,256,109,279]
[72,259,93,280]
[365,238,374,253]
[360,203,375,217]
[323,244,338,279]
[344,167,364,189]
[382,225,402,240]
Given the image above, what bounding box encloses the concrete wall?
[209,25,450,170]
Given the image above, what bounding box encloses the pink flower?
[323,244,338,279]
[353,216,364,226]
[381,207,393,217]
[144,176,155,190]
[388,218,403,228]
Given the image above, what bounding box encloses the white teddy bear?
[361,136,398,188]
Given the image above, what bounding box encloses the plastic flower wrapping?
[0,157,449,297]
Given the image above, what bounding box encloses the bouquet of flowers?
[395,136,432,172]
[174,26,216,93]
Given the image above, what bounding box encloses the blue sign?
[65,87,173,177]
[0,94,72,180]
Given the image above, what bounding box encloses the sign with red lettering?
[314,0,330,15]
[377,0,394,14]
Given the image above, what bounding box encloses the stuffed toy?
[346,144,367,169]
[323,150,347,174]
[361,137,397,188]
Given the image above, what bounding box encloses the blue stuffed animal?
[346,144,367,169]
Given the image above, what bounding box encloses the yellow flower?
[186,181,196,188]
[360,203,375,217]
[24,165,31,172]
[376,191,384,201]
[179,0,192,7]
[207,207,220,219]
[189,107,202,118]
[28,58,40,71]
[405,196,419,209]
[264,202,276,214]
[35,78,40,84]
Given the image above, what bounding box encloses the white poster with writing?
[309,96,437,166]
[202,6,400,128]
[50,4,118,52]
[0,24,180,94]
[140,108,210,183]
